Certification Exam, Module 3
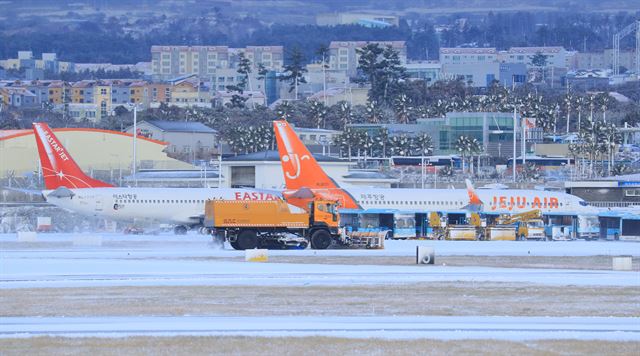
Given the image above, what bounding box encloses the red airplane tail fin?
[32,122,114,189]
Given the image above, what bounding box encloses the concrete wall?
[441,62,500,87]
[220,161,352,189]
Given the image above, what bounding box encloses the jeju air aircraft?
[273,120,597,216]
[32,122,280,234]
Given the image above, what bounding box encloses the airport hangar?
[0,128,192,182]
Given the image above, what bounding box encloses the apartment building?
[328,41,407,77]
[151,45,283,80]
[0,87,37,108]
[573,49,638,71]
[503,46,569,68]
[439,48,498,65]
[147,82,172,105]
[0,51,75,79]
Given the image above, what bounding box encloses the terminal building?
[564,174,640,209]
[350,112,526,158]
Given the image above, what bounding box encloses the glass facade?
[349,112,519,156]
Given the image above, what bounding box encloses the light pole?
[512,106,517,183]
[430,163,437,189]
[421,156,425,189]
[132,105,138,187]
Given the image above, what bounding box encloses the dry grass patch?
[1,336,638,356]
[2,283,638,318]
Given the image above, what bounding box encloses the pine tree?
[280,47,308,100]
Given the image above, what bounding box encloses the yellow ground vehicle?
[429,212,477,241]
[467,213,516,241]
[204,199,340,250]
[496,210,546,240]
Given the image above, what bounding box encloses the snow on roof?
[143,120,217,134]
[440,47,497,54]
[225,150,344,163]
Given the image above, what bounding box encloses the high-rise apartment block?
[328,41,407,77]
[151,46,283,80]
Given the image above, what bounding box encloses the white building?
[439,47,498,65]
[501,46,569,68]
[126,120,218,159]
[328,41,407,77]
[151,45,283,80]
[441,62,500,87]
[221,151,395,189]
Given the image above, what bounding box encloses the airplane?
[273,120,598,216]
[32,122,281,234]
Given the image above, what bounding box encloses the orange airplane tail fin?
[273,120,338,190]
[273,120,360,209]
[32,122,114,189]
[463,179,484,211]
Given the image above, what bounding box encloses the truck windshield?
[529,221,544,228]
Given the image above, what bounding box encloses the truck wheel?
[236,230,258,250]
[310,230,332,250]
[174,225,188,235]
[230,239,241,250]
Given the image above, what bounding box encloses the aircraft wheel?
[310,229,332,250]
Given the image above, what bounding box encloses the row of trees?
[2,10,637,65]
[569,118,623,178]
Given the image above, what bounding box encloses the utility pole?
[512,107,517,183]
[322,52,327,106]
[522,117,527,167]
[132,106,137,187]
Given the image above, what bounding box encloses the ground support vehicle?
[466,213,516,241]
[496,210,546,240]
[343,230,385,249]
[575,215,600,240]
[484,225,517,241]
[428,212,478,240]
[446,225,478,240]
[204,199,341,250]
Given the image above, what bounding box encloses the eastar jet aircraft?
[273,120,597,216]
[32,122,281,234]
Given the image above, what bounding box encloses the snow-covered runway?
[2,233,639,344]
[2,233,638,289]
[2,316,638,341]
[2,258,638,289]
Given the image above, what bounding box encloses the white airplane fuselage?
[345,187,596,215]
[44,187,281,225]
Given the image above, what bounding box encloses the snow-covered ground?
[2,232,638,343]
[3,257,638,289]
[1,232,639,257]
[2,316,639,341]
[1,233,638,289]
